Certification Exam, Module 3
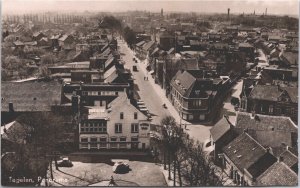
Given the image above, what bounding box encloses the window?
[83,74,86,78]
[90,137,97,142]
[89,128,93,132]
[115,92,118,95]
[82,91,88,95]
[81,128,84,132]
[131,123,139,133]
[120,137,126,142]
[120,112,124,119]
[100,137,107,142]
[115,123,122,133]
[269,105,274,113]
[110,137,118,148]
[134,112,138,119]
[99,123,107,133]
[81,138,88,142]
[131,137,138,142]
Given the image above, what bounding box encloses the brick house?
[240,85,298,122]
[170,69,230,122]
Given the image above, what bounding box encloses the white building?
[79,93,150,150]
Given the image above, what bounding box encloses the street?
[118,39,241,143]
[118,39,171,125]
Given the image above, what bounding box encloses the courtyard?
[43,160,167,187]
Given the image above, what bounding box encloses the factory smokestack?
[227,8,230,20]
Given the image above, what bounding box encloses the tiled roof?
[249,85,298,103]
[210,117,231,142]
[223,133,267,172]
[1,81,62,112]
[257,162,298,186]
[279,150,298,167]
[108,93,148,120]
[235,112,297,148]
[236,112,297,133]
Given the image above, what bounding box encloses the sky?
[2,0,299,16]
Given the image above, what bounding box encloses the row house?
[222,132,278,186]
[170,69,230,122]
[213,112,298,186]
[78,93,150,150]
[240,84,298,122]
[210,112,298,167]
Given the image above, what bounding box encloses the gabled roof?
[1,81,62,112]
[142,41,155,51]
[59,34,71,41]
[236,112,297,133]
[108,93,148,120]
[223,133,268,173]
[257,162,298,186]
[210,117,232,142]
[249,85,298,103]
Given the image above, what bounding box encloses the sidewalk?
[160,165,180,186]
[134,55,186,125]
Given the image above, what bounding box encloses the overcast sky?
[2,0,299,16]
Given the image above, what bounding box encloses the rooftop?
[223,132,269,174]
[1,81,62,112]
[257,162,298,186]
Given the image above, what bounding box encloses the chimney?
[250,111,255,119]
[9,102,14,113]
[243,128,248,133]
[267,147,273,154]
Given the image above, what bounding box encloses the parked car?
[113,162,130,174]
[57,157,73,167]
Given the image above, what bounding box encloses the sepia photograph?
[1,0,299,186]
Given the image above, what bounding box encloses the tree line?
[98,16,136,47]
[153,116,222,186]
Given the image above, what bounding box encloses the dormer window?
[195,90,200,95]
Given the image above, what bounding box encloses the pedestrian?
[144,76,145,80]
[185,124,187,130]
[147,77,148,80]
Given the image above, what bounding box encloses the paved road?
[118,39,242,143]
[118,39,171,125]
